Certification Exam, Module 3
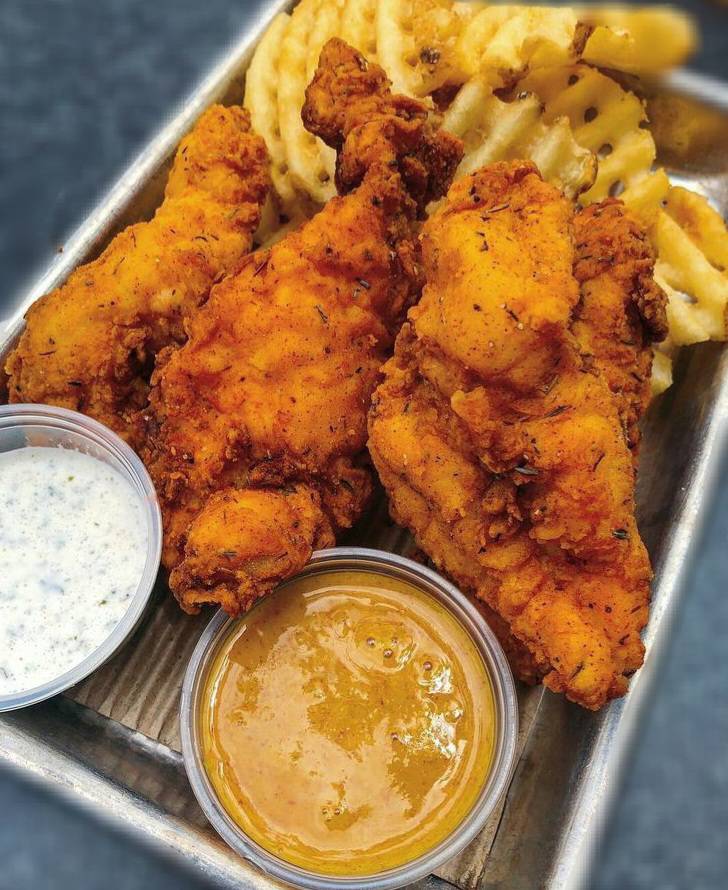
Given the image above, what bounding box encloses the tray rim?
[1,3,727,887]
[0,707,277,890]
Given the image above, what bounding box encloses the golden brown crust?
[143,40,461,615]
[169,486,335,615]
[573,199,668,452]
[369,163,658,710]
[303,39,462,213]
[5,105,270,444]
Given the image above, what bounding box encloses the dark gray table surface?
[1,2,727,888]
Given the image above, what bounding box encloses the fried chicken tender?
[369,161,667,709]
[142,39,462,615]
[5,106,269,443]
[573,200,668,453]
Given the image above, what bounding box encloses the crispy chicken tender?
[369,161,666,709]
[573,199,668,453]
[5,105,269,443]
[142,39,462,615]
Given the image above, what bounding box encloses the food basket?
[1,2,727,887]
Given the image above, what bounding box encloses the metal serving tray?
[1,3,727,887]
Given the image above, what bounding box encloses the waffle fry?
[577,5,698,74]
[340,0,378,56]
[376,0,470,96]
[650,348,673,395]
[665,187,728,274]
[244,13,297,220]
[522,64,728,364]
[654,205,728,346]
[305,0,346,82]
[277,0,339,208]
[247,0,469,215]
[456,3,695,80]
[441,76,595,197]
[521,64,657,206]
[455,6,586,83]
[620,168,670,229]
[244,0,725,394]
[647,201,728,384]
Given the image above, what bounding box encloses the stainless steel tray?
[1,2,727,887]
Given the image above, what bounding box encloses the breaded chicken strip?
[369,161,667,709]
[573,200,668,453]
[142,40,461,615]
[5,106,269,443]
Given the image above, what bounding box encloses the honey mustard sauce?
[201,569,496,876]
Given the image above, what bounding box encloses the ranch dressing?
[0,446,148,696]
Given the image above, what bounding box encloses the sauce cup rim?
[0,403,163,712]
[180,546,519,890]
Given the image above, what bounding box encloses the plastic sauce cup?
[181,547,519,890]
[0,404,162,712]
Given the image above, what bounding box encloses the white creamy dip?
[0,446,148,696]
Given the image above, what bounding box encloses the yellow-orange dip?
[200,569,496,876]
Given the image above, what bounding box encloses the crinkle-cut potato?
[244,13,298,223]
[245,0,725,394]
[277,0,340,207]
[376,0,472,96]
[304,0,346,83]
[454,5,587,84]
[254,192,284,246]
[576,5,698,74]
[246,0,470,218]
[521,64,656,206]
[665,187,728,274]
[456,3,695,80]
[653,203,728,346]
[257,217,305,250]
[521,64,728,377]
[645,192,728,378]
[340,0,378,58]
[649,184,728,390]
[245,1,339,229]
[651,348,674,395]
[619,167,670,229]
[441,76,595,197]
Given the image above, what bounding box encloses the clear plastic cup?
[181,547,519,890]
[0,404,162,712]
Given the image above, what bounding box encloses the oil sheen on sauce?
[201,569,496,876]
[0,446,148,696]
